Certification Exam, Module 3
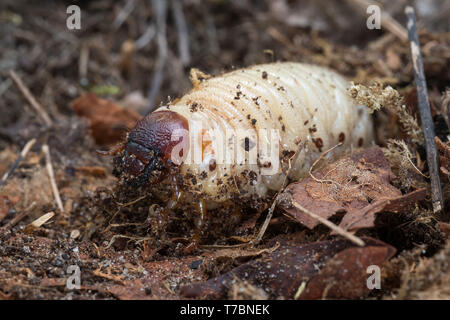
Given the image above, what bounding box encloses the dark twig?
[253,195,279,244]
[0,138,36,190]
[146,0,168,114]
[202,6,220,55]
[135,24,156,50]
[112,0,137,31]
[171,0,191,66]
[405,6,444,214]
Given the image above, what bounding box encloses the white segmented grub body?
[157,62,374,206]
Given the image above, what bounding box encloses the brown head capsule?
[114,110,189,186]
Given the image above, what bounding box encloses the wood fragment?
[9,70,53,127]
[30,211,55,228]
[42,144,64,213]
[405,6,444,214]
[291,200,365,247]
[0,138,36,189]
[24,211,55,233]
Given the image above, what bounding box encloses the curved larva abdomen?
[157,62,374,204]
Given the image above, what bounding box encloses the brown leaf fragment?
[299,243,396,299]
[106,279,151,300]
[281,184,344,229]
[180,237,394,299]
[71,93,141,146]
[281,147,425,232]
[338,188,427,232]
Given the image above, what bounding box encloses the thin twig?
[112,0,137,31]
[291,200,365,246]
[146,0,168,113]
[347,0,408,42]
[115,194,148,207]
[135,24,156,50]
[171,0,191,66]
[42,144,64,213]
[0,138,36,189]
[202,6,220,55]
[309,142,343,184]
[79,42,90,82]
[252,196,279,245]
[405,6,444,214]
[9,70,52,127]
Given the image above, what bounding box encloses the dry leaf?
[280,147,426,232]
[71,93,141,146]
[299,241,396,299]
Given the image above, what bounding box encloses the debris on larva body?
[117,62,374,209]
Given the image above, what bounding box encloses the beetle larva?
[112,62,373,249]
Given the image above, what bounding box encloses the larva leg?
[162,176,185,220]
[166,184,184,210]
[183,199,207,254]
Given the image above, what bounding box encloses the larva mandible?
[112,62,373,247]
